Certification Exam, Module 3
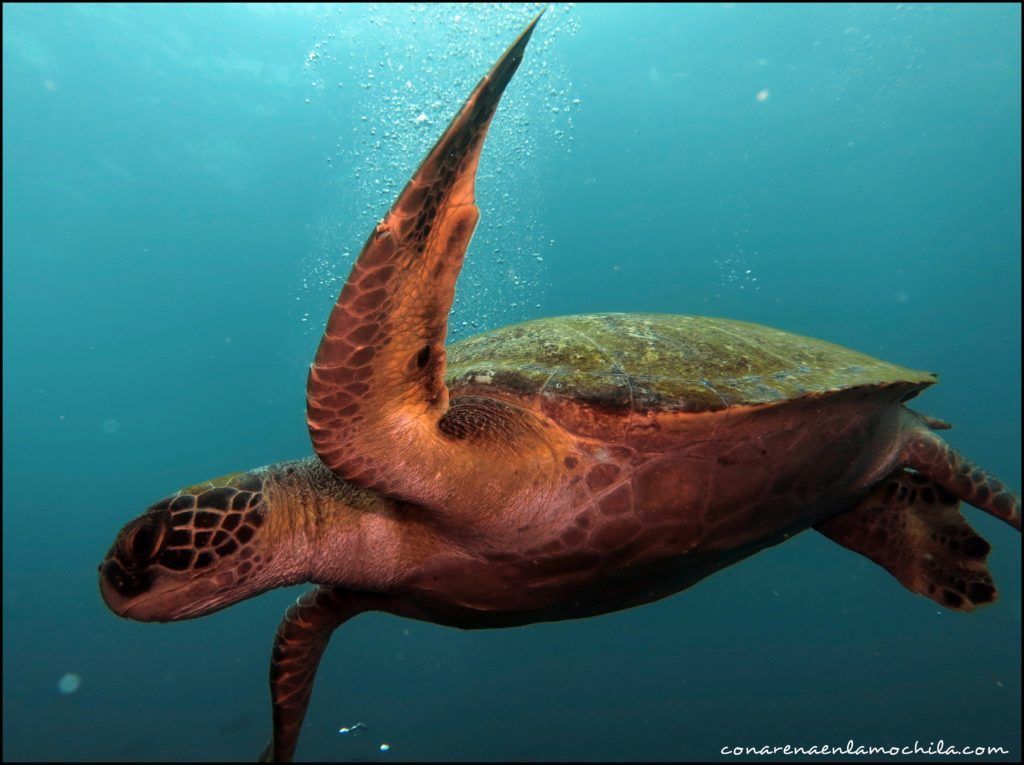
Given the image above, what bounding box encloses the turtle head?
[99,471,276,621]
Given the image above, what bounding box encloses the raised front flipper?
[815,469,997,612]
[306,13,546,510]
[259,587,368,763]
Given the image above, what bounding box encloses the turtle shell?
[445,313,936,413]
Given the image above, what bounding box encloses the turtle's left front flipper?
[306,13,545,508]
[258,588,370,763]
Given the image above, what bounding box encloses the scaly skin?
[99,11,1021,763]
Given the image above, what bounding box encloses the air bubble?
[58,673,81,695]
[297,4,578,339]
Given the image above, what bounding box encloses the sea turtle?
[99,11,1021,762]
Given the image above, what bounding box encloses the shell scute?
[446,313,935,414]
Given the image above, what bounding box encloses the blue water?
[3,3,1020,761]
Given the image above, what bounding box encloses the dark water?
[3,3,1020,762]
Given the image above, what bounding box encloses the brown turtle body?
[98,13,1020,762]
[386,312,934,626]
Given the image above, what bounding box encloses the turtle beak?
[99,559,203,622]
[99,511,170,618]
[99,558,152,618]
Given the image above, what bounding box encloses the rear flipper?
[901,426,1021,531]
[815,469,997,612]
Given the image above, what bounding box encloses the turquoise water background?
[3,3,1020,761]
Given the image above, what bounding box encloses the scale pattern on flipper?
[815,469,997,612]
[306,15,543,498]
[902,429,1021,530]
[260,587,357,763]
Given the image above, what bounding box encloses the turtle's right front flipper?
[305,12,545,512]
[259,587,369,763]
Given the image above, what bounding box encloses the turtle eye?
[121,512,168,565]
